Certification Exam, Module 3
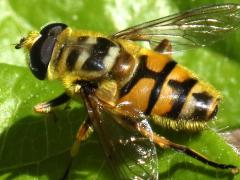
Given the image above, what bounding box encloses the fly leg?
[33,89,93,179]
[34,93,70,113]
[71,118,93,157]
[108,102,239,174]
[61,118,93,180]
[154,39,172,54]
[138,125,240,174]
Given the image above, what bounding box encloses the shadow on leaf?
[0,107,237,179]
[0,107,113,179]
[159,162,234,180]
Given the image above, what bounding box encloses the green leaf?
[1,0,240,180]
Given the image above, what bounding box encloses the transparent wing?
[112,4,240,53]
[86,95,158,180]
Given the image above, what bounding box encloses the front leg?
[34,92,70,113]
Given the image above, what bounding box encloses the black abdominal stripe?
[120,55,214,121]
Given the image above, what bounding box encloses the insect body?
[16,3,240,179]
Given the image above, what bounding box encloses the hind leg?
[154,39,172,54]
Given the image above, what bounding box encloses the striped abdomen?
[117,50,220,122]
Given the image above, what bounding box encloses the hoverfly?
[15,3,240,179]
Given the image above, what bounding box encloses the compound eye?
[40,23,67,37]
[29,23,67,80]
